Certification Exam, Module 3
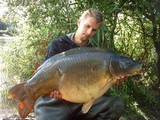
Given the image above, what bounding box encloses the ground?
[0,103,160,120]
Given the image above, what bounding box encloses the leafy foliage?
[1,0,160,119]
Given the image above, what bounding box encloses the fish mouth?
[116,67,143,81]
[129,66,143,76]
[125,65,143,77]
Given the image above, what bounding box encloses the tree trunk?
[152,22,160,87]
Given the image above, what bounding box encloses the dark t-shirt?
[45,34,93,60]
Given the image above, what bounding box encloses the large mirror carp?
[8,47,142,119]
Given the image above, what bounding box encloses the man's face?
[77,16,102,42]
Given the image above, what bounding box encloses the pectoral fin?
[82,99,95,113]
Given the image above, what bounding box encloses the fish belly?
[58,63,111,103]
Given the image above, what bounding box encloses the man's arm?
[45,40,64,99]
[45,40,60,60]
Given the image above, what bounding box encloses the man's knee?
[85,96,124,120]
[101,96,124,120]
[109,96,124,118]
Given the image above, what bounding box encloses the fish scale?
[8,47,142,119]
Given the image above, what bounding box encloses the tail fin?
[8,83,35,119]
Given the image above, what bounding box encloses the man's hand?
[112,76,128,87]
[50,90,62,99]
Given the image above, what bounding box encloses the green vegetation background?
[0,0,160,119]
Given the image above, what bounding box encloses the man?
[34,8,125,120]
